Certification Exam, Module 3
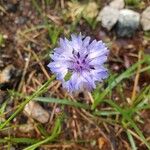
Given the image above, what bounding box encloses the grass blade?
[127,130,137,150]
[0,75,55,130]
[92,57,148,109]
[0,137,40,144]
[34,97,90,110]
[103,99,150,149]
[24,116,62,150]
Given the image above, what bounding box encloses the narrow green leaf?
[102,99,150,149]
[32,0,42,14]
[34,97,90,110]
[92,57,149,109]
[24,116,62,150]
[127,130,137,150]
[0,137,39,144]
[0,75,55,130]
[94,110,120,116]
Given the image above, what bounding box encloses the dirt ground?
[0,0,150,150]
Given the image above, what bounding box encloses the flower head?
[48,34,109,93]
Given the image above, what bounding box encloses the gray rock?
[116,9,140,37]
[97,6,119,31]
[141,6,150,31]
[109,0,125,10]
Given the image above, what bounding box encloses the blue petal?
[87,49,108,60]
[83,36,91,47]
[89,56,108,66]
[71,34,82,51]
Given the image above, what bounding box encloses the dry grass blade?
[131,50,142,103]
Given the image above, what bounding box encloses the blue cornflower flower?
[48,34,109,93]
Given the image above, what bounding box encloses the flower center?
[69,51,94,72]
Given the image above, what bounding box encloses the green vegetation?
[0,33,4,47]
[1,0,150,149]
[125,0,140,6]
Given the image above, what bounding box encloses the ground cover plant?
[0,0,150,149]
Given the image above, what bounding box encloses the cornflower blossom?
[48,34,109,93]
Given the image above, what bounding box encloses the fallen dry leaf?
[98,137,109,150]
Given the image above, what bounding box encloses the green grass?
[34,97,90,110]
[0,33,4,46]
[0,75,55,130]
[92,54,150,109]
[1,44,150,149]
[1,0,150,149]
[47,24,62,45]
[1,53,150,149]
[0,137,40,145]
[127,130,137,150]
[24,116,62,150]
[125,0,140,6]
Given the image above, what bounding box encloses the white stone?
[0,65,15,83]
[110,0,125,10]
[19,123,34,133]
[116,9,140,37]
[24,101,50,123]
[141,6,150,31]
[97,6,119,31]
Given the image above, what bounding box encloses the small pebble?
[24,101,50,124]
[0,65,15,84]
